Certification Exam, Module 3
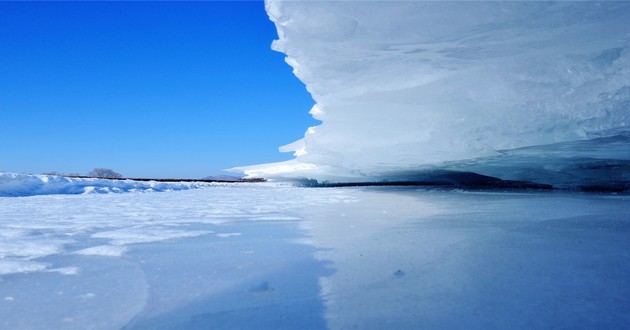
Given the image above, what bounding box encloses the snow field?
[0,185,628,328]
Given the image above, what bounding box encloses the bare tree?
[88,168,123,179]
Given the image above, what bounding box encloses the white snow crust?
[237,1,630,186]
[0,172,212,197]
[0,186,628,328]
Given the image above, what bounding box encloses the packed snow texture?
[0,173,211,197]
[238,1,630,186]
[0,185,628,328]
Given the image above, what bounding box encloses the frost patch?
[92,228,213,245]
[0,259,47,275]
[216,233,242,238]
[74,245,127,257]
[49,267,79,275]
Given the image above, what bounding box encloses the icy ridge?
[238,1,630,186]
[0,172,210,197]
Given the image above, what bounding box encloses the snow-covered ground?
[1,180,628,329]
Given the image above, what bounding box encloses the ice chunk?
[237,1,630,187]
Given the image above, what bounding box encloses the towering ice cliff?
[238,1,630,188]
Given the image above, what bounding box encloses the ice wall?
[238,1,630,186]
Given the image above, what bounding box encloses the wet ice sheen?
[0,185,628,329]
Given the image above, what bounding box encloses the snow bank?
[237,1,630,187]
[0,173,209,197]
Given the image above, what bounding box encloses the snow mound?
[237,1,630,188]
[0,173,209,197]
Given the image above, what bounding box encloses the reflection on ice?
[302,188,630,328]
[124,222,330,330]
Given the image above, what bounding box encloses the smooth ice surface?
[1,185,628,329]
[237,1,630,185]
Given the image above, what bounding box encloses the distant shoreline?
[59,174,629,193]
[64,175,266,184]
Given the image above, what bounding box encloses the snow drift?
[0,173,209,197]
[237,1,630,188]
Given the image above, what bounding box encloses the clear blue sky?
[0,1,316,178]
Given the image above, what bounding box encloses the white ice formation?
[0,172,210,197]
[237,1,630,188]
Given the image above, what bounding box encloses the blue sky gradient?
[0,1,316,178]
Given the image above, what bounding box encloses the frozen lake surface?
[1,185,628,329]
